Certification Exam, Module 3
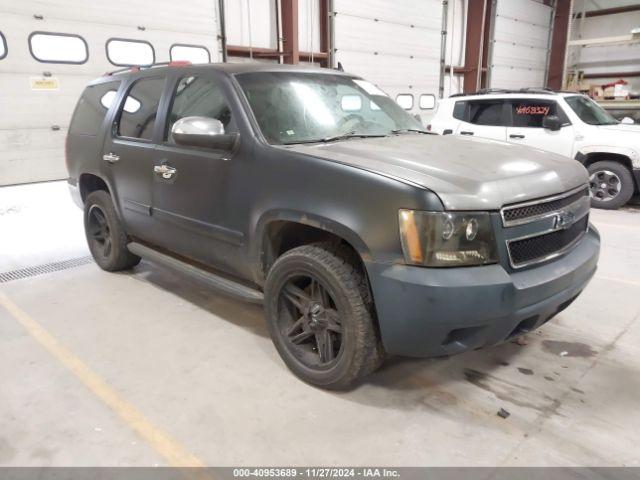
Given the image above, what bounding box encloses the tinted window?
[468,101,505,126]
[118,77,165,140]
[69,81,121,136]
[510,100,569,127]
[107,39,154,66]
[0,32,6,60]
[29,32,88,64]
[453,101,466,120]
[166,76,234,143]
[170,44,210,64]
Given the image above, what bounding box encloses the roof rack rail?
[104,60,193,76]
[449,87,558,98]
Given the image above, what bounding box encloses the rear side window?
[468,101,506,126]
[117,77,165,140]
[69,81,121,136]
[453,101,466,120]
[107,38,154,66]
[0,31,6,60]
[29,32,88,64]
[166,76,234,143]
[510,100,569,127]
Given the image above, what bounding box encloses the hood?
[284,134,588,210]
[599,123,640,134]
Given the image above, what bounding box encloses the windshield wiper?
[283,131,387,145]
[390,128,431,135]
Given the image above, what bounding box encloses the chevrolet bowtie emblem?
[554,211,575,230]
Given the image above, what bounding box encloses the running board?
[127,242,264,304]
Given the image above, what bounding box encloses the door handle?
[154,164,177,179]
[443,129,453,135]
[460,131,474,136]
[509,134,525,139]
[103,152,120,163]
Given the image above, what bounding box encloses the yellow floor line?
[0,291,204,468]
[595,275,640,288]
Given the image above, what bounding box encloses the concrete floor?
[1,181,639,467]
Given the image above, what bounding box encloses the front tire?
[264,244,383,390]
[588,160,634,210]
[84,190,140,271]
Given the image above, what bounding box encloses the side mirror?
[621,116,635,124]
[542,115,562,131]
[171,116,238,151]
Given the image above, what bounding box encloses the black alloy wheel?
[87,205,113,258]
[278,274,343,367]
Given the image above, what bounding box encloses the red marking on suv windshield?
[516,105,550,116]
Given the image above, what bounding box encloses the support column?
[547,0,571,90]
[281,0,300,64]
[458,0,492,93]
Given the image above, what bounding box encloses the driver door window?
[506,99,574,157]
[165,75,236,144]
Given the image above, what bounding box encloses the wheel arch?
[575,150,639,191]
[255,210,372,285]
[78,173,111,204]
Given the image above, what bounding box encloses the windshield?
[564,95,619,126]
[235,72,424,144]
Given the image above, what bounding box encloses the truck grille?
[501,187,589,226]
[508,215,589,268]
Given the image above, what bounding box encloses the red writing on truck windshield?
[516,105,550,116]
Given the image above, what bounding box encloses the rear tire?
[264,244,383,390]
[84,190,140,271]
[587,160,634,210]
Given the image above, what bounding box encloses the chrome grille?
[501,186,589,227]
[508,216,589,268]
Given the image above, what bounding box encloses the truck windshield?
[564,95,619,126]
[235,72,424,145]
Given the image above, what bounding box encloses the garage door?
[488,0,553,89]
[332,0,443,117]
[0,0,221,186]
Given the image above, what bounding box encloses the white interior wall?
[444,0,466,96]
[567,6,640,92]
[224,0,277,49]
[298,0,321,53]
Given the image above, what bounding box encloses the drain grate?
[0,256,94,283]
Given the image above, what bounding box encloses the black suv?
[67,63,599,389]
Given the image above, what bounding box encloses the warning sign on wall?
[30,77,60,90]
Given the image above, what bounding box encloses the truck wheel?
[264,244,383,389]
[588,161,634,210]
[84,190,140,271]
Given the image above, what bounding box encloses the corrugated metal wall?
[332,0,444,115]
[0,0,221,186]
[488,0,553,89]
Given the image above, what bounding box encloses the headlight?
[398,210,498,267]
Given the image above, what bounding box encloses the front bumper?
[365,227,600,357]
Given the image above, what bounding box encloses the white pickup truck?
[429,89,640,209]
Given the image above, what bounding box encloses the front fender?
[251,209,373,283]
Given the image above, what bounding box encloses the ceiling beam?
[574,4,640,18]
